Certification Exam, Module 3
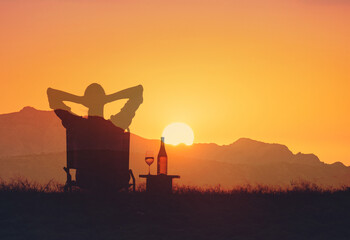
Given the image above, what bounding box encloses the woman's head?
[84,83,106,117]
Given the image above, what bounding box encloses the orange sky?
[0,0,349,165]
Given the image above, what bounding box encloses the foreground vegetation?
[1,179,350,240]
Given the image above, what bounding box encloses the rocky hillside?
[0,107,349,188]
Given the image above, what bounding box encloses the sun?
[162,122,194,146]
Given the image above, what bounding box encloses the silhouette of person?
[47,83,143,130]
[47,83,143,190]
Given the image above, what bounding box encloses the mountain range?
[0,106,349,188]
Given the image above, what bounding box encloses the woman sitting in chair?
[47,83,143,190]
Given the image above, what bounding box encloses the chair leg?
[63,167,72,192]
[63,184,70,192]
[129,169,136,192]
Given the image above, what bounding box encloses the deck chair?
[63,129,135,192]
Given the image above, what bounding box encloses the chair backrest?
[66,129,130,174]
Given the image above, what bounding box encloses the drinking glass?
[145,151,154,175]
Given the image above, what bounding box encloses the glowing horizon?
[162,122,195,146]
[0,0,349,165]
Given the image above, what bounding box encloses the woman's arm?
[108,85,143,130]
[104,85,143,104]
[47,88,83,111]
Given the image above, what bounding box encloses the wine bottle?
[157,137,168,175]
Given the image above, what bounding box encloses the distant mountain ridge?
[0,106,65,157]
[0,107,349,188]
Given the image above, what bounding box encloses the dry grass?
[0,178,61,193]
[1,178,350,239]
[0,178,348,194]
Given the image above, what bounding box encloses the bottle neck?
[159,137,166,155]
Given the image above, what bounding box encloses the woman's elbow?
[137,85,144,94]
[136,85,144,102]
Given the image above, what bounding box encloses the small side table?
[139,174,180,194]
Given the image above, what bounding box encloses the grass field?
[1,180,350,240]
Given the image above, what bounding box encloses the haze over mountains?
[0,107,349,188]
